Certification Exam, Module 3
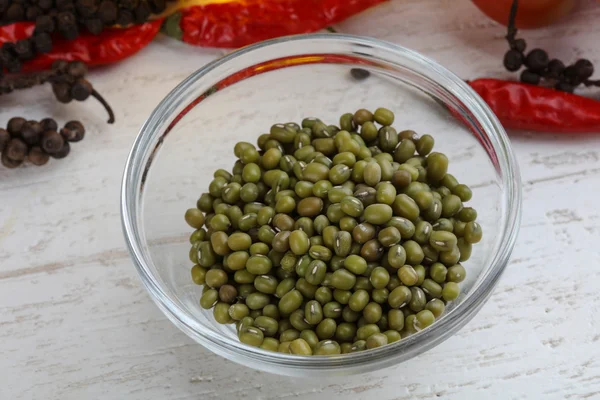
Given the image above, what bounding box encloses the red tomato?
[472,0,575,29]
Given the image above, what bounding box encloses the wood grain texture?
[2,1,600,398]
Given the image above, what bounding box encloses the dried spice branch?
[0,60,115,123]
[503,0,599,92]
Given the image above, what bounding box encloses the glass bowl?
[120,34,522,377]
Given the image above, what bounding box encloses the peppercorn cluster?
[0,60,114,122]
[0,116,85,168]
[504,46,595,93]
[0,0,169,25]
[49,59,92,102]
[1,59,85,94]
[0,0,173,76]
[503,0,597,93]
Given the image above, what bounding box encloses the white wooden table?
[2,1,600,398]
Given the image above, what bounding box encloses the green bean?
[442,282,460,301]
[464,221,483,244]
[314,340,341,355]
[363,204,393,225]
[316,318,337,340]
[191,265,207,285]
[392,194,420,221]
[426,152,448,182]
[378,126,398,153]
[239,326,264,347]
[278,289,303,315]
[296,278,318,299]
[425,298,445,319]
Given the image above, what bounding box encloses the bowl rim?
[121,33,522,372]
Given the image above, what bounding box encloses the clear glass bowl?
[121,34,522,377]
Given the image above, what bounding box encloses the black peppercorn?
[3,54,22,73]
[511,38,526,53]
[98,1,118,24]
[40,118,58,132]
[5,3,25,22]
[562,65,581,85]
[35,15,56,34]
[574,59,594,81]
[61,121,85,142]
[52,82,72,103]
[120,0,140,10]
[6,138,28,161]
[0,128,10,152]
[134,1,151,24]
[33,33,53,54]
[555,81,574,93]
[60,24,79,41]
[28,146,50,166]
[56,0,75,12]
[350,68,370,81]
[71,78,93,101]
[525,49,549,72]
[25,5,42,21]
[520,69,541,85]
[149,0,166,14]
[52,60,69,73]
[51,141,70,159]
[14,39,34,60]
[503,49,524,72]
[21,121,43,145]
[1,151,23,168]
[7,117,26,136]
[1,42,16,57]
[57,10,76,25]
[67,61,88,78]
[76,0,97,17]
[41,130,65,154]
[38,0,53,10]
[116,9,134,26]
[85,18,104,35]
[546,59,565,79]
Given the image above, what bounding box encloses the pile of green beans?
[185,108,482,356]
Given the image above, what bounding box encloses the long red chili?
[176,0,387,48]
[0,20,162,72]
[469,78,600,133]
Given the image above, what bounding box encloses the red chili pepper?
[0,20,162,72]
[469,78,600,133]
[0,22,33,43]
[174,0,387,48]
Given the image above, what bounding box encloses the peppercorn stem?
[506,0,519,43]
[91,89,115,124]
[0,70,54,92]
